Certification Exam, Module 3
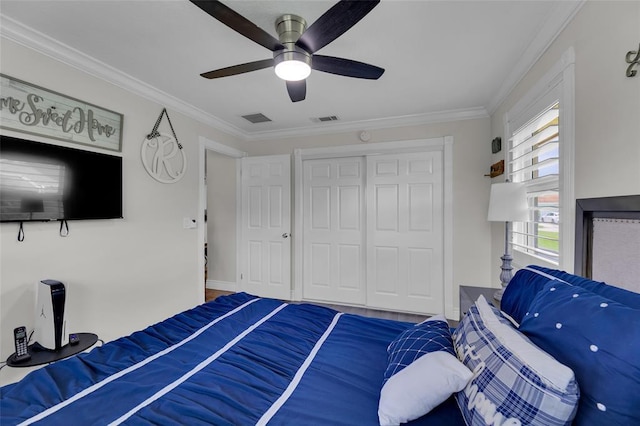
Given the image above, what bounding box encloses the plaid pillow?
[453,296,579,426]
[384,315,455,382]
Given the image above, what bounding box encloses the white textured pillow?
[475,295,574,389]
[378,350,472,426]
[378,316,473,426]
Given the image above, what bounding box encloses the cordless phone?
[13,326,31,363]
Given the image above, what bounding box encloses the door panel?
[367,152,443,314]
[241,155,291,300]
[302,157,365,305]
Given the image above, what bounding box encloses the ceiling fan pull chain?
[146,108,182,150]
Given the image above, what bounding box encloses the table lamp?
[488,181,529,300]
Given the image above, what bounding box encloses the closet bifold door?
[365,152,444,315]
[302,157,366,305]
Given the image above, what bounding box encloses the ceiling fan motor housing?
[274,14,312,73]
[275,14,307,45]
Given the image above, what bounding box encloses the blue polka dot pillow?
[378,315,473,426]
[453,295,579,426]
[502,265,640,326]
[501,266,565,325]
[528,265,640,309]
[518,280,640,425]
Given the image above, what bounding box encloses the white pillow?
[378,316,473,426]
[475,295,574,390]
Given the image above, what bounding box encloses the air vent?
[317,115,339,122]
[242,113,272,124]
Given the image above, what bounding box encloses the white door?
[240,155,291,300]
[366,152,444,314]
[302,157,366,305]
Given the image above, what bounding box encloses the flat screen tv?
[0,135,122,222]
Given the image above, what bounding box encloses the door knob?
[282,233,291,238]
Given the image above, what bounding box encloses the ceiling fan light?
[273,48,312,81]
[275,60,311,81]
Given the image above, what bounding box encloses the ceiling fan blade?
[296,0,380,54]
[286,80,306,102]
[190,0,284,52]
[200,59,274,79]
[312,55,384,79]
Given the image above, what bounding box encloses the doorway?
[198,139,292,303]
[198,137,246,301]
[205,150,240,293]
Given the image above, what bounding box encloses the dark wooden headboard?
[575,195,640,281]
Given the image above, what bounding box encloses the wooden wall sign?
[485,159,505,178]
[0,74,123,152]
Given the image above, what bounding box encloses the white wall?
[206,151,237,287]
[243,117,494,299]
[0,38,244,385]
[489,1,640,272]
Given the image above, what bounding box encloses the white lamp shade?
[487,182,529,222]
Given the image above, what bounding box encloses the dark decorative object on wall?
[626,43,639,77]
[491,137,502,154]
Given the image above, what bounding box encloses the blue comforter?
[1,293,464,425]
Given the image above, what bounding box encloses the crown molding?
[1,15,487,143]
[486,0,585,115]
[0,15,247,140]
[242,107,488,142]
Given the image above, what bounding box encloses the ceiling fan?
[189,0,385,102]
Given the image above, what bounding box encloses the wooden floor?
[205,289,429,323]
[205,289,232,302]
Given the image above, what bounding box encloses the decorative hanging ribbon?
[59,220,69,237]
[17,222,25,242]
[142,108,187,184]
[146,108,183,150]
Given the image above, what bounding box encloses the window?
[504,47,575,269]
[509,102,560,263]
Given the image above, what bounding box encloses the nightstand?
[6,333,98,368]
[459,286,500,318]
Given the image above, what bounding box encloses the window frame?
[503,47,575,271]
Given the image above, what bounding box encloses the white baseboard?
[205,279,237,292]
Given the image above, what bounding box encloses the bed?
[0,292,466,425]
[2,195,639,425]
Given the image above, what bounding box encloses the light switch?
[183,218,197,229]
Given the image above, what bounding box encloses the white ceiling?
[0,0,583,141]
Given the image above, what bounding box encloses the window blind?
[508,102,560,263]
